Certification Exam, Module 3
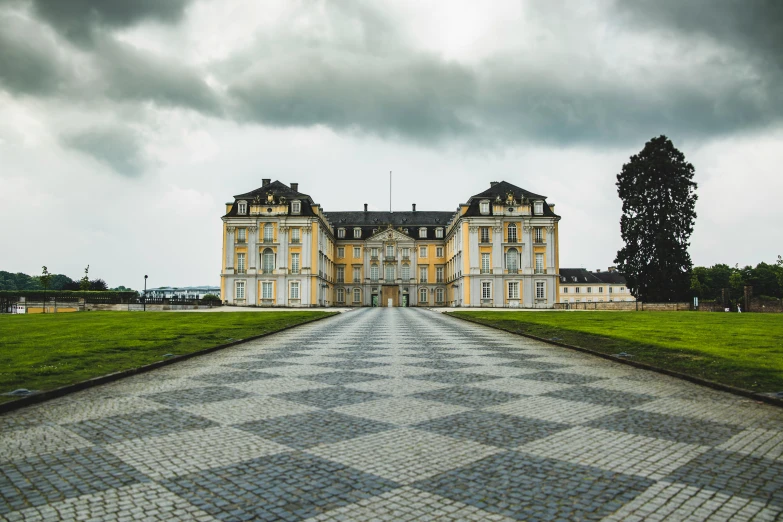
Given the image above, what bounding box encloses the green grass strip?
[449,311,783,393]
[0,311,335,403]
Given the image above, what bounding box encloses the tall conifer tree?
[615,135,697,301]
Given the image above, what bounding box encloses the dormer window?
[237,201,247,215]
[291,201,301,214]
[534,201,543,215]
[435,228,443,238]
[419,228,427,238]
[338,228,345,238]
[353,228,361,238]
[479,200,490,215]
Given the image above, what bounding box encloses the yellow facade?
[221,179,561,307]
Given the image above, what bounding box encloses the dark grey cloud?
[228,54,476,141]
[0,11,70,95]
[95,36,222,115]
[62,125,147,177]
[26,0,192,46]
[615,0,783,69]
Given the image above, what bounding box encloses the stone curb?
[445,312,783,409]
[0,313,340,416]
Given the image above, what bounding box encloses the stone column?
[492,225,503,274]
[248,226,258,271]
[546,226,555,273]
[278,226,289,272]
[522,224,533,273]
[468,225,479,274]
[226,227,235,270]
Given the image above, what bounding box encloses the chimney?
[596,269,601,273]
[364,203,368,212]
[412,203,416,211]
[290,182,298,192]
[490,181,498,187]
[608,266,616,273]
[262,178,271,187]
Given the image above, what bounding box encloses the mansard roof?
[225,180,316,217]
[327,211,454,240]
[559,268,627,285]
[233,180,312,202]
[467,180,546,202]
[463,181,559,218]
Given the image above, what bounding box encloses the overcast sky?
[1,0,781,290]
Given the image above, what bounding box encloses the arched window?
[262,248,275,273]
[507,223,517,242]
[506,248,518,273]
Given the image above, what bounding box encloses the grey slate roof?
[463,181,560,218]
[326,211,455,241]
[225,181,317,217]
[559,268,627,285]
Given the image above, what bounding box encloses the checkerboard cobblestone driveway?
[2,308,782,521]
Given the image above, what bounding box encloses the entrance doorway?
[372,294,379,307]
[401,294,408,307]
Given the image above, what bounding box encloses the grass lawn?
[449,311,783,393]
[0,311,335,403]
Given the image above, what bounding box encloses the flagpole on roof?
[389,170,392,212]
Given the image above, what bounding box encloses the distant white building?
[145,286,220,299]
[558,268,636,304]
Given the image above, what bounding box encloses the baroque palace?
[221,179,561,307]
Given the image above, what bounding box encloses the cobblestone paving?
[2,308,783,521]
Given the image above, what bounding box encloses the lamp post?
[143,275,148,312]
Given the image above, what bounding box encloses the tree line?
[0,270,131,292]
[691,258,783,301]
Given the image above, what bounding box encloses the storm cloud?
[1,0,782,175]
[62,124,148,177]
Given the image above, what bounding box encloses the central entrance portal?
[381,285,399,307]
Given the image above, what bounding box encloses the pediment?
[367,227,413,242]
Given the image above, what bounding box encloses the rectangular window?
[354,228,361,238]
[353,267,361,283]
[371,265,379,281]
[563,287,569,294]
[535,253,544,274]
[481,253,490,274]
[420,266,428,283]
[291,228,300,243]
[480,227,490,243]
[419,246,427,258]
[480,201,489,214]
[371,247,379,259]
[420,288,428,302]
[353,288,361,303]
[337,288,345,303]
[436,288,444,303]
[598,287,603,293]
[436,267,444,283]
[435,228,443,238]
[386,245,394,257]
[292,201,301,214]
[575,287,581,294]
[402,247,409,259]
[337,266,345,283]
[401,264,410,280]
[534,201,543,215]
[291,253,300,274]
[337,247,345,258]
[290,281,300,299]
[620,287,625,292]
[238,201,247,214]
[507,225,517,243]
[436,246,443,257]
[338,228,345,238]
[508,281,519,299]
[237,228,246,243]
[535,227,544,243]
[236,281,245,299]
[419,228,427,238]
[262,281,273,299]
[236,253,246,273]
[353,247,361,258]
[482,281,491,300]
[536,281,545,299]
[587,287,592,293]
[385,265,395,281]
[609,287,613,293]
